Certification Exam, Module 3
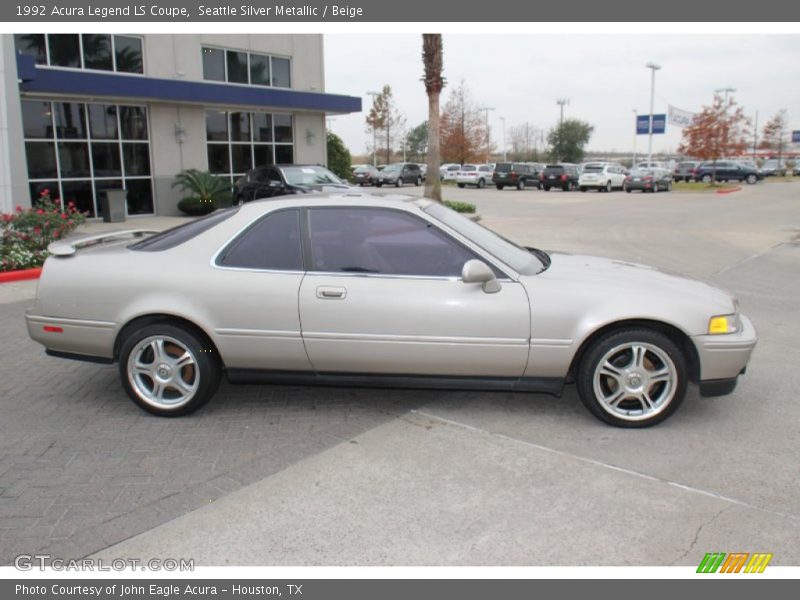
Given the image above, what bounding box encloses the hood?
[542,251,735,314]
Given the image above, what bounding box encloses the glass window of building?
[22,100,154,217]
[14,34,145,74]
[206,110,293,182]
[201,46,291,88]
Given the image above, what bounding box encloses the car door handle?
[316,286,347,299]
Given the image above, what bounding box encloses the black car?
[235,164,351,203]
[692,161,762,185]
[540,164,580,191]
[492,162,538,190]
[351,165,380,186]
[624,168,673,193]
[375,163,423,187]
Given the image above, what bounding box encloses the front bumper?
[692,314,757,390]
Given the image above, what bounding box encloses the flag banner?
[668,106,696,128]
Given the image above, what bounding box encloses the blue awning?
[16,54,361,114]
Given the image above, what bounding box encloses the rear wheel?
[415,176,422,186]
[517,178,526,191]
[576,328,687,427]
[496,184,504,190]
[477,178,486,189]
[605,181,612,193]
[119,323,221,417]
[746,173,757,185]
[701,174,712,184]
[543,186,551,191]
[395,177,403,187]
[580,186,587,192]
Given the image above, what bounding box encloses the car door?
[209,208,312,371]
[298,206,531,377]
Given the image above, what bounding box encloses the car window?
[308,207,477,277]
[217,209,303,271]
[479,166,491,172]
[131,208,239,252]
[280,166,342,185]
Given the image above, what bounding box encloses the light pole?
[715,87,736,104]
[478,106,494,163]
[632,108,638,166]
[556,98,569,160]
[645,62,661,165]
[500,116,507,161]
[366,90,380,166]
[715,87,735,158]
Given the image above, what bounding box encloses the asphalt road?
[4,182,799,566]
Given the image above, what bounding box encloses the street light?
[500,116,507,161]
[366,90,380,166]
[715,87,736,104]
[645,62,661,165]
[478,106,495,163]
[556,98,569,160]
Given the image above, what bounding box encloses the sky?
[323,34,800,158]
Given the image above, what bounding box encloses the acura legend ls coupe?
[26,193,756,427]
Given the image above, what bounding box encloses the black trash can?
[101,189,127,223]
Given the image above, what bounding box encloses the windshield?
[424,203,544,275]
[383,164,403,172]
[281,166,344,186]
[461,165,477,171]
[354,166,372,173]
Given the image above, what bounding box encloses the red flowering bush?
[1,190,87,271]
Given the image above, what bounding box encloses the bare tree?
[422,34,444,202]
[365,85,405,164]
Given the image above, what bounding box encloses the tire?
[625,188,632,193]
[415,176,422,186]
[395,177,403,188]
[746,173,757,185]
[477,178,486,189]
[605,181,612,193]
[495,184,504,190]
[666,181,673,192]
[517,178,526,191]
[375,182,383,188]
[580,186,587,192]
[543,186,551,191]
[701,174,712,184]
[575,328,688,428]
[457,183,466,188]
[118,323,221,417]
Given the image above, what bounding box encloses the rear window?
[462,165,477,171]
[495,163,513,170]
[544,165,564,171]
[130,208,239,252]
[583,165,604,172]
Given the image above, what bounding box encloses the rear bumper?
[692,314,757,383]
[26,311,116,361]
[699,376,740,397]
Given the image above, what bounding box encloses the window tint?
[218,210,303,271]
[82,34,112,71]
[271,57,291,87]
[308,208,476,277]
[115,35,143,73]
[48,34,80,68]
[202,47,225,81]
[131,208,239,252]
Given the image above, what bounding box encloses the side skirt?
[226,369,565,397]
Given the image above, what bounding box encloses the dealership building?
[0,34,360,217]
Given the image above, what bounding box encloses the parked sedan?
[234,165,350,203]
[27,193,756,427]
[623,168,673,192]
[456,164,494,188]
[351,165,380,186]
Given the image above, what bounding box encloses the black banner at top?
[3,0,800,22]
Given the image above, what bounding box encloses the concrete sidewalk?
[93,410,799,566]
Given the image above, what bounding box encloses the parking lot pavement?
[3,183,800,565]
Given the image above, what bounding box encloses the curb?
[0,267,42,284]
[716,186,742,195]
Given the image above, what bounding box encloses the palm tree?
[422,34,445,202]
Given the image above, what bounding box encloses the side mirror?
[462,259,501,294]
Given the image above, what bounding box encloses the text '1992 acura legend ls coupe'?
[26,194,756,427]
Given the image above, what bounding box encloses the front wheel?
[477,178,486,189]
[495,184,504,190]
[457,183,466,188]
[517,179,526,191]
[395,177,403,187]
[746,174,757,185]
[701,174,712,184]
[605,181,612,193]
[415,176,422,186]
[119,323,221,417]
[576,329,687,427]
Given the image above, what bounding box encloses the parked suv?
[235,164,351,203]
[692,161,762,184]
[540,164,580,191]
[492,162,537,190]
[673,161,700,182]
[760,159,787,177]
[375,163,423,187]
[578,163,627,192]
[456,164,494,188]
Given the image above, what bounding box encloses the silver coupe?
[26,193,756,427]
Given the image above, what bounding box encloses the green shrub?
[1,190,87,271]
[444,200,476,214]
[172,170,232,215]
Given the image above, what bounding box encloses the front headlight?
[708,313,741,335]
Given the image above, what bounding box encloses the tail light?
[560,174,567,181]
[644,176,653,181]
[625,176,632,181]
[692,169,699,175]
[540,174,545,181]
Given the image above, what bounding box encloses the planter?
[716,186,742,195]
[0,267,43,284]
